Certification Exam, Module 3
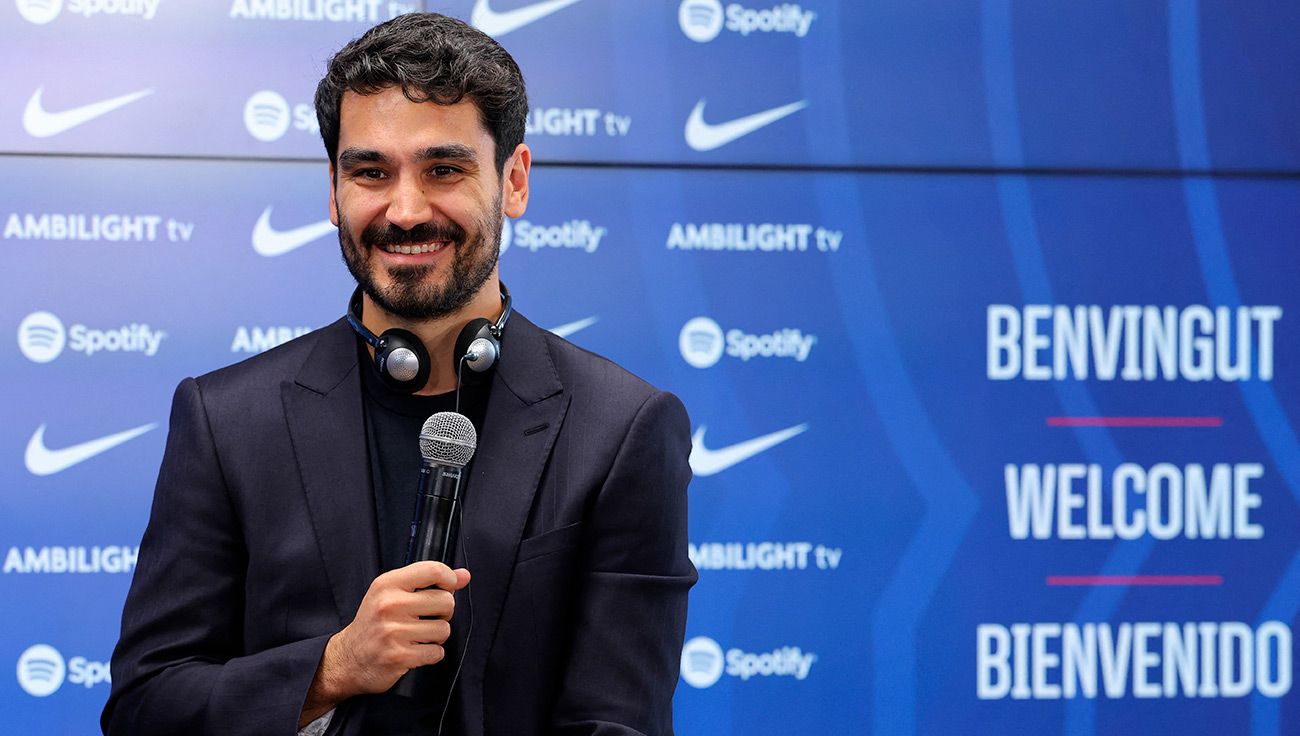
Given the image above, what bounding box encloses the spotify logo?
[243,90,291,142]
[16,644,65,697]
[17,311,66,363]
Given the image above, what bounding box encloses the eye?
[357,168,386,180]
[430,165,461,178]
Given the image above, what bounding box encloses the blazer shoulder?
[544,330,657,400]
[192,318,350,401]
[537,323,688,430]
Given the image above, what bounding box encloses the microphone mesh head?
[419,411,477,467]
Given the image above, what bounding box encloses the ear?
[328,162,339,226]
[501,143,531,219]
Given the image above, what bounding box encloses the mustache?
[360,221,466,249]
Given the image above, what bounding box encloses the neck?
[360,274,503,395]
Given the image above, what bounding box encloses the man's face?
[330,87,514,320]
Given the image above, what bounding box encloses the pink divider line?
[1046,575,1223,587]
[1046,416,1223,428]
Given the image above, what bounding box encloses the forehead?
[337,87,492,151]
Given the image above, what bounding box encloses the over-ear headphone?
[346,285,512,393]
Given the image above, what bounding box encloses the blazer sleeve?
[102,378,329,736]
[550,390,698,735]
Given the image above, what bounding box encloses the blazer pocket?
[516,521,584,564]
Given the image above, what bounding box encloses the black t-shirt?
[352,339,489,734]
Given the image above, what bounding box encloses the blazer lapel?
[281,318,380,626]
[457,313,569,726]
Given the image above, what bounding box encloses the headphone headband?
[492,284,513,340]
[345,288,381,349]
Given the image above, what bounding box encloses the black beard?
[338,194,502,320]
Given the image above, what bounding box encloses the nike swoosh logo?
[548,316,598,338]
[23,87,154,138]
[251,207,337,257]
[25,422,157,477]
[471,0,584,37]
[690,423,808,477]
[684,99,808,152]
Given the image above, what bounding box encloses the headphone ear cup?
[454,318,500,374]
[374,327,430,393]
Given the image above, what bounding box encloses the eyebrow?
[337,148,388,171]
[337,144,480,172]
[414,144,479,165]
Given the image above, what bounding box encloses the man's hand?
[300,562,471,726]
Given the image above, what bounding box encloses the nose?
[385,174,433,231]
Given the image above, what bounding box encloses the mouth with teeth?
[363,221,463,259]
[380,241,450,256]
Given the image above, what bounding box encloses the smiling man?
[103,13,695,736]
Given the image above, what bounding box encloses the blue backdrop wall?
[3,1,1298,734]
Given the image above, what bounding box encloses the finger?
[412,588,456,619]
[396,643,446,670]
[389,560,458,592]
[413,644,446,668]
[450,568,471,590]
[407,618,452,645]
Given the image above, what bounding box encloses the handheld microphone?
[393,411,477,699]
[406,411,476,565]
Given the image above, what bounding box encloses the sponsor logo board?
[17,311,167,363]
[680,635,817,688]
[243,90,318,143]
[5,212,192,242]
[525,107,632,137]
[502,218,606,254]
[689,541,842,570]
[690,423,807,476]
[471,0,583,37]
[679,317,816,368]
[4,546,140,574]
[685,99,807,151]
[16,0,63,24]
[17,312,65,363]
[251,206,335,256]
[679,0,816,42]
[15,644,110,696]
[25,423,157,476]
[548,316,597,339]
[667,222,842,252]
[680,636,726,688]
[228,0,415,22]
[16,644,64,697]
[17,0,161,24]
[231,325,315,353]
[23,87,153,138]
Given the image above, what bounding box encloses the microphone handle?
[405,463,462,565]
[393,462,463,699]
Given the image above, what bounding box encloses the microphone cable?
[438,352,474,736]
[435,477,473,736]
[454,354,467,415]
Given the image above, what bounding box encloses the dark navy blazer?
[102,312,695,735]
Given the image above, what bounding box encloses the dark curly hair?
[315,13,528,173]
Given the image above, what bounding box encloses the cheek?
[337,186,386,216]
[334,207,368,249]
